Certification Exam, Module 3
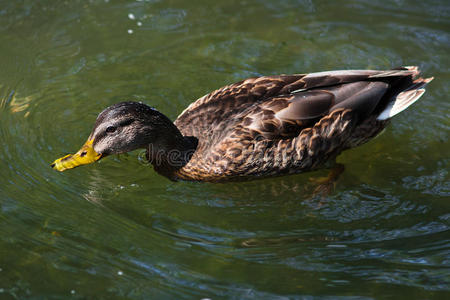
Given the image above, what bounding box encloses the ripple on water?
[0,0,449,298]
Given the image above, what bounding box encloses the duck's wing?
[175,74,304,137]
[176,67,425,139]
[239,80,383,140]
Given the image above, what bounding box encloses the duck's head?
[51,101,184,171]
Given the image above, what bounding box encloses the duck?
[51,66,433,182]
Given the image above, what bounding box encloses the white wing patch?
[377,76,433,121]
[377,89,426,120]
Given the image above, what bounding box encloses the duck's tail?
[377,66,434,120]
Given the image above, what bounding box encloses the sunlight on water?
[0,0,449,298]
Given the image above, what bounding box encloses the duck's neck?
[145,122,198,179]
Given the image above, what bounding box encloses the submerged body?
[51,66,433,182]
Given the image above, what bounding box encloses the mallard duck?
[51,66,433,182]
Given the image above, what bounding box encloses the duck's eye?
[106,126,117,134]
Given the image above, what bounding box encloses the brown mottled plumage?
[51,66,433,182]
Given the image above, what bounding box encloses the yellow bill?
[51,139,102,172]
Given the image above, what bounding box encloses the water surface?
[0,0,449,299]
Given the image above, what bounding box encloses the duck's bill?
[51,139,102,172]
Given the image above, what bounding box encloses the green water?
[0,0,449,298]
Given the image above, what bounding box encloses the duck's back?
[173,67,432,182]
[174,74,302,142]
